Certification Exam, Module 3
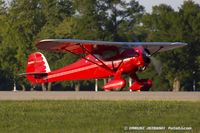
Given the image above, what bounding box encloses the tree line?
[0,0,199,91]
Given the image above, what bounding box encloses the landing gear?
[129,79,152,91]
[102,70,152,91]
[103,78,126,90]
[103,68,126,90]
[129,73,152,91]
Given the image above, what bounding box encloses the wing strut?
[62,44,114,73]
[112,59,124,72]
[150,46,164,56]
[79,44,115,73]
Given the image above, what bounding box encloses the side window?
[120,49,139,59]
[101,50,118,59]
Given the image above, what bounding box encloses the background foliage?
[0,0,199,91]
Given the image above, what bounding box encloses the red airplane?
[24,39,186,91]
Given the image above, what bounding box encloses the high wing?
[36,39,187,55]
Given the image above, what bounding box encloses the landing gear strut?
[129,73,152,91]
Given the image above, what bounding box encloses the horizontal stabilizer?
[19,72,47,76]
[19,72,48,79]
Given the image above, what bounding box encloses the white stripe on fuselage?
[46,57,132,80]
[47,64,97,80]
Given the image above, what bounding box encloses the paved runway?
[0,91,199,101]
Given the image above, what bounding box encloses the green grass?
[0,101,199,133]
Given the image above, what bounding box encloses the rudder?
[26,52,50,83]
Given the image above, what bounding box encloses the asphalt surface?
[0,91,199,101]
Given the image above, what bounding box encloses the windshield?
[143,48,151,64]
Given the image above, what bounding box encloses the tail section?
[25,52,50,83]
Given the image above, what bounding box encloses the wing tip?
[172,42,188,46]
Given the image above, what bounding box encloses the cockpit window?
[120,49,139,59]
[101,50,118,59]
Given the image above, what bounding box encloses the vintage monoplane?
[24,39,186,91]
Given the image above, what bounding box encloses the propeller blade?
[150,56,162,75]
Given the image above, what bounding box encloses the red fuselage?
[26,46,152,91]
[44,46,147,82]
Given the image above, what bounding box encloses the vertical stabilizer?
[25,52,50,83]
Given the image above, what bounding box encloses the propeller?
[150,56,162,75]
[143,48,162,75]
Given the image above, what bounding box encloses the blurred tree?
[36,0,75,91]
[142,1,200,91]
[0,0,7,90]
[0,0,45,90]
[3,0,199,92]
[53,0,144,90]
